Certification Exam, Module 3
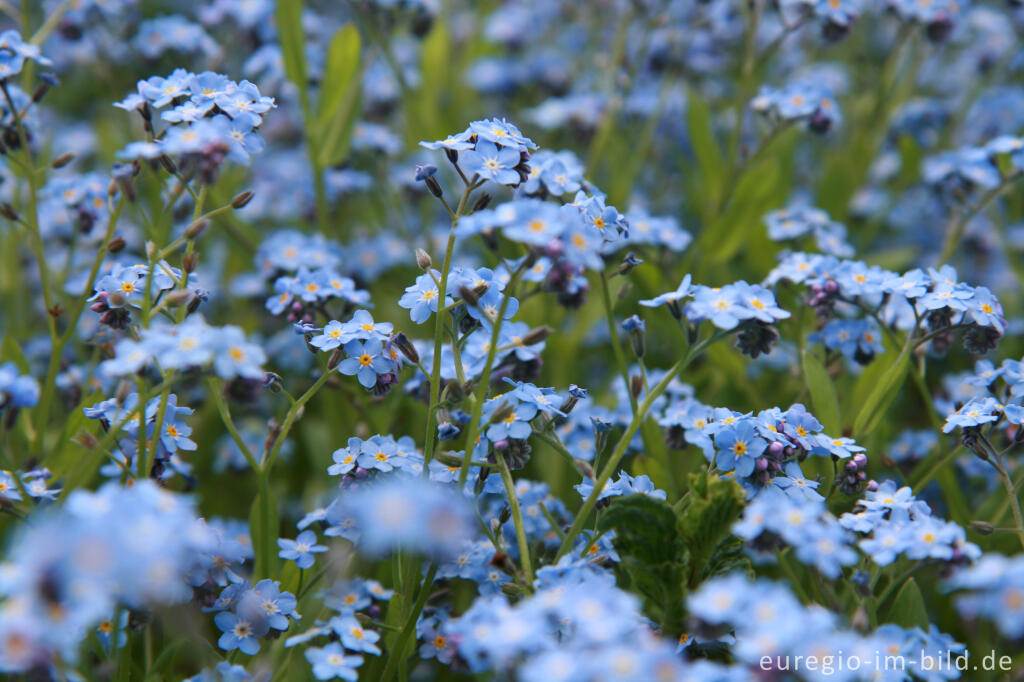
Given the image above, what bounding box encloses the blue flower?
[337,339,393,389]
[460,140,522,185]
[214,611,269,655]
[330,615,382,655]
[714,421,767,476]
[399,271,450,324]
[277,530,327,569]
[304,642,363,680]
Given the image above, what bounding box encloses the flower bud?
[968,520,994,536]
[107,236,126,253]
[231,190,254,209]
[629,374,643,401]
[163,289,192,308]
[472,193,491,213]
[51,152,75,169]
[521,326,552,345]
[391,333,420,364]
[415,248,432,270]
[182,251,198,274]
[184,219,207,240]
[327,348,343,371]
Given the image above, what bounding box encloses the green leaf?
[886,577,929,629]
[275,0,307,104]
[317,23,361,123]
[677,472,745,587]
[1,334,30,372]
[853,346,910,435]
[415,21,450,142]
[599,494,689,636]
[315,24,362,168]
[802,348,841,435]
[686,90,725,213]
[598,494,683,565]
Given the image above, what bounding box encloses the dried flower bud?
[0,204,18,222]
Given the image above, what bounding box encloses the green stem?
[495,448,535,587]
[556,331,727,559]
[456,262,528,487]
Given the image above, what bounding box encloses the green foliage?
[677,472,747,587]
[802,347,841,435]
[597,473,747,636]
[316,23,363,167]
[886,577,930,630]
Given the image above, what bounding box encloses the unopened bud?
[0,203,18,222]
[145,241,156,259]
[328,348,343,371]
[424,175,443,198]
[472,193,491,213]
[184,219,207,240]
[969,520,994,536]
[391,333,419,364]
[182,251,198,274]
[415,248,432,270]
[186,295,202,314]
[163,289,192,308]
[72,430,99,449]
[115,379,133,404]
[51,152,74,169]
[629,374,643,401]
[231,190,254,209]
[457,285,480,308]
[521,326,552,345]
[574,459,595,480]
[159,155,178,175]
[487,401,516,426]
[616,282,632,302]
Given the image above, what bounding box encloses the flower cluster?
[0,482,213,671]
[840,481,980,566]
[116,69,274,178]
[689,574,964,677]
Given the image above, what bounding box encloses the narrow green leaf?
[314,24,363,168]
[416,22,450,142]
[686,90,724,211]
[275,0,307,102]
[802,348,841,435]
[853,347,910,435]
[317,23,361,124]
[886,577,929,629]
